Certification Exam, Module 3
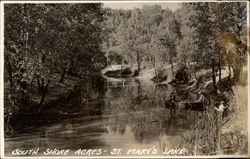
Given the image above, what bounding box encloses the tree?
[157,12,180,74]
[214,2,247,83]
[4,3,107,108]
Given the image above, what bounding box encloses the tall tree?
[5,3,107,107]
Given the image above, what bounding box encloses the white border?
[0,0,250,4]
[247,1,250,158]
[0,1,249,158]
[0,1,4,158]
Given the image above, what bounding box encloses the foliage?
[103,3,247,82]
[4,3,106,107]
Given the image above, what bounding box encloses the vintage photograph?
[1,1,249,157]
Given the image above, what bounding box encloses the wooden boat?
[165,101,205,111]
[184,102,205,111]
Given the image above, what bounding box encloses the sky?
[103,2,182,12]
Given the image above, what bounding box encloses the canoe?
[165,101,205,111]
[184,102,205,111]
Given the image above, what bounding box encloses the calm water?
[5,77,199,156]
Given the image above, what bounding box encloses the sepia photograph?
[0,0,249,158]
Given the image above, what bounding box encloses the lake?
[4,77,199,156]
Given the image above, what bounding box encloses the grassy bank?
[178,65,248,156]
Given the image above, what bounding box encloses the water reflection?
[5,77,199,156]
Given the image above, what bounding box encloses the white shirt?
[216,104,227,112]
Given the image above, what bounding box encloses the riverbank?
[102,64,231,85]
[102,64,174,83]
[220,66,248,154]
[5,74,79,110]
[5,74,81,131]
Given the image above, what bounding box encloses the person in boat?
[169,91,177,115]
[195,91,207,111]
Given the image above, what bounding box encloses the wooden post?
[217,111,222,155]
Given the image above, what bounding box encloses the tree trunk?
[169,47,174,75]
[60,69,66,83]
[137,51,141,73]
[212,60,216,90]
[233,61,241,84]
[68,61,74,76]
[228,64,231,83]
[153,58,157,77]
[130,55,133,68]
[38,79,50,112]
[6,55,13,88]
[137,80,141,97]
[232,27,246,83]
[193,64,198,81]
[170,61,174,75]
[218,51,222,90]
[37,79,41,92]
